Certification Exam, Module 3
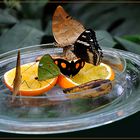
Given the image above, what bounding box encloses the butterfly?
[12,50,22,100]
[52,5,85,47]
[54,58,85,77]
[52,5,103,66]
[73,29,103,66]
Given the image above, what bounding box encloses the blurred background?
[0,0,140,55]
[0,0,140,138]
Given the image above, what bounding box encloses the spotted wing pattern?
[54,58,85,77]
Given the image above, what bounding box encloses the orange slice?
[57,62,115,89]
[4,62,58,96]
[57,74,78,89]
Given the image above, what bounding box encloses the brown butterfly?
[52,5,85,47]
[52,5,103,66]
[12,50,22,101]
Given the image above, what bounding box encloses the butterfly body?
[54,58,85,77]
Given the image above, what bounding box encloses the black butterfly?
[54,58,85,77]
[73,29,103,66]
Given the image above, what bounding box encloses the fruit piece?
[4,62,58,96]
[57,74,78,89]
[57,62,115,88]
[71,62,115,84]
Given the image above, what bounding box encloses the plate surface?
[0,44,140,134]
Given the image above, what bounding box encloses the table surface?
[0,111,139,138]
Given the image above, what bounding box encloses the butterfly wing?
[52,5,85,47]
[74,29,103,66]
[38,54,60,81]
[70,59,85,76]
[54,58,72,76]
[13,50,22,99]
[54,58,85,77]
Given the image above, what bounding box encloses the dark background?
[0,0,140,138]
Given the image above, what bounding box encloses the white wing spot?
[82,35,86,38]
[77,40,90,46]
[85,30,90,33]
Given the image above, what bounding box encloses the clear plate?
[0,43,140,134]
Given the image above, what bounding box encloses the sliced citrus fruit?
[4,62,58,96]
[57,74,78,89]
[71,62,115,84]
[57,62,115,88]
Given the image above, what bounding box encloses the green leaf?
[114,36,140,55]
[21,1,48,19]
[38,54,60,81]
[96,30,116,48]
[122,35,140,45]
[64,4,140,36]
[4,0,21,10]
[0,9,18,24]
[21,19,42,30]
[0,23,44,54]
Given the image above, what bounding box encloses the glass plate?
[0,44,140,134]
